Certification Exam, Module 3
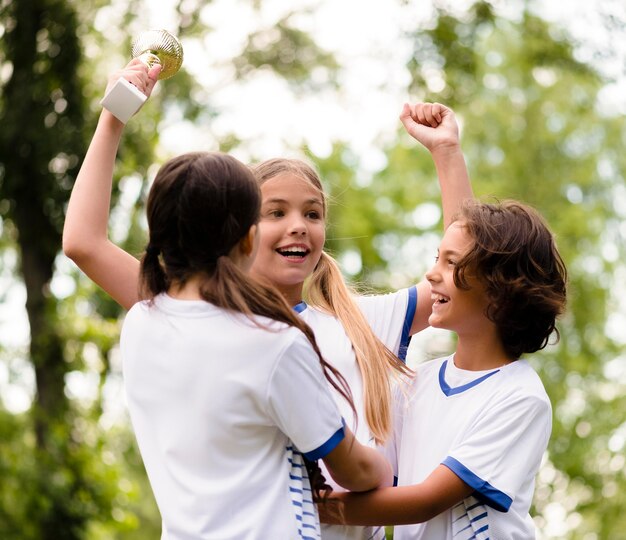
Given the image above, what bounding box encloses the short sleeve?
[444,390,552,511]
[355,286,417,361]
[266,331,345,460]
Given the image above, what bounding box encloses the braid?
[304,457,342,519]
[202,256,355,506]
[140,152,359,508]
[140,245,168,298]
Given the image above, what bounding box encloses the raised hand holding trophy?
[100,30,183,123]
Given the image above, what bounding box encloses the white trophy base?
[100,78,147,123]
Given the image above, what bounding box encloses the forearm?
[63,110,142,309]
[431,144,473,229]
[331,485,440,526]
[323,429,393,492]
[323,465,473,526]
[399,102,473,229]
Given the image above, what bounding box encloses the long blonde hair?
[252,158,413,444]
[141,152,354,505]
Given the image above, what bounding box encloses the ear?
[239,224,258,257]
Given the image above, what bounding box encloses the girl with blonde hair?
[65,60,392,540]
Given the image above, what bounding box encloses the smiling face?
[425,221,492,337]
[249,172,326,306]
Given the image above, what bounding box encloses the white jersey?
[297,286,417,540]
[120,293,345,540]
[388,355,552,540]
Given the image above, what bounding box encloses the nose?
[425,264,439,284]
[288,214,307,235]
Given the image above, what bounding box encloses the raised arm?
[63,60,160,310]
[322,426,393,492]
[400,102,474,334]
[399,102,473,228]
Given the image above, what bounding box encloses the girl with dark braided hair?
[65,61,391,540]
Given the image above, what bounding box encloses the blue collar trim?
[293,301,308,314]
[439,360,500,396]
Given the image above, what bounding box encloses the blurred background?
[1,0,625,538]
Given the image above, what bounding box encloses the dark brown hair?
[453,199,568,359]
[140,152,352,504]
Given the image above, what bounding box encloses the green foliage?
[235,13,340,91]
[377,3,626,538]
[0,0,346,537]
[1,0,624,538]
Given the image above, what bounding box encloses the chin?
[428,316,447,330]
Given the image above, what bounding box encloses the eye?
[306,210,322,220]
[265,208,284,218]
[447,258,457,266]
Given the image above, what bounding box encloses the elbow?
[62,232,94,267]
[332,453,390,493]
[62,235,81,262]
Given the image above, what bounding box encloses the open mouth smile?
[276,244,311,260]
[432,293,450,305]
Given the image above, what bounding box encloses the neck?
[167,275,204,300]
[280,285,302,307]
[276,283,305,308]
[453,330,512,371]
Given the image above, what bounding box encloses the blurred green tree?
[318,2,625,538]
[1,0,625,538]
[0,1,108,538]
[404,6,626,539]
[0,0,347,537]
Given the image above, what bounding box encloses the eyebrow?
[438,248,464,257]
[263,197,323,206]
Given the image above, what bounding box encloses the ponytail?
[206,256,355,505]
[140,151,355,506]
[306,251,413,445]
[139,245,168,298]
[252,157,413,445]
[139,249,354,505]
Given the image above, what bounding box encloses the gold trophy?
[100,29,184,123]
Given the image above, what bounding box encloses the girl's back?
[121,293,343,539]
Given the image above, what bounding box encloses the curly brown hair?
[452,199,568,359]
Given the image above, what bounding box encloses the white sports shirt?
[297,286,417,540]
[387,355,552,540]
[120,293,345,540]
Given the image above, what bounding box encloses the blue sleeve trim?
[398,286,417,362]
[442,456,512,512]
[303,424,345,461]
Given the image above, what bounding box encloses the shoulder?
[500,360,550,400]
[299,304,343,331]
[302,304,338,322]
[354,286,414,311]
[123,298,156,324]
[492,360,552,421]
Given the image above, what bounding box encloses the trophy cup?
[100,29,183,123]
